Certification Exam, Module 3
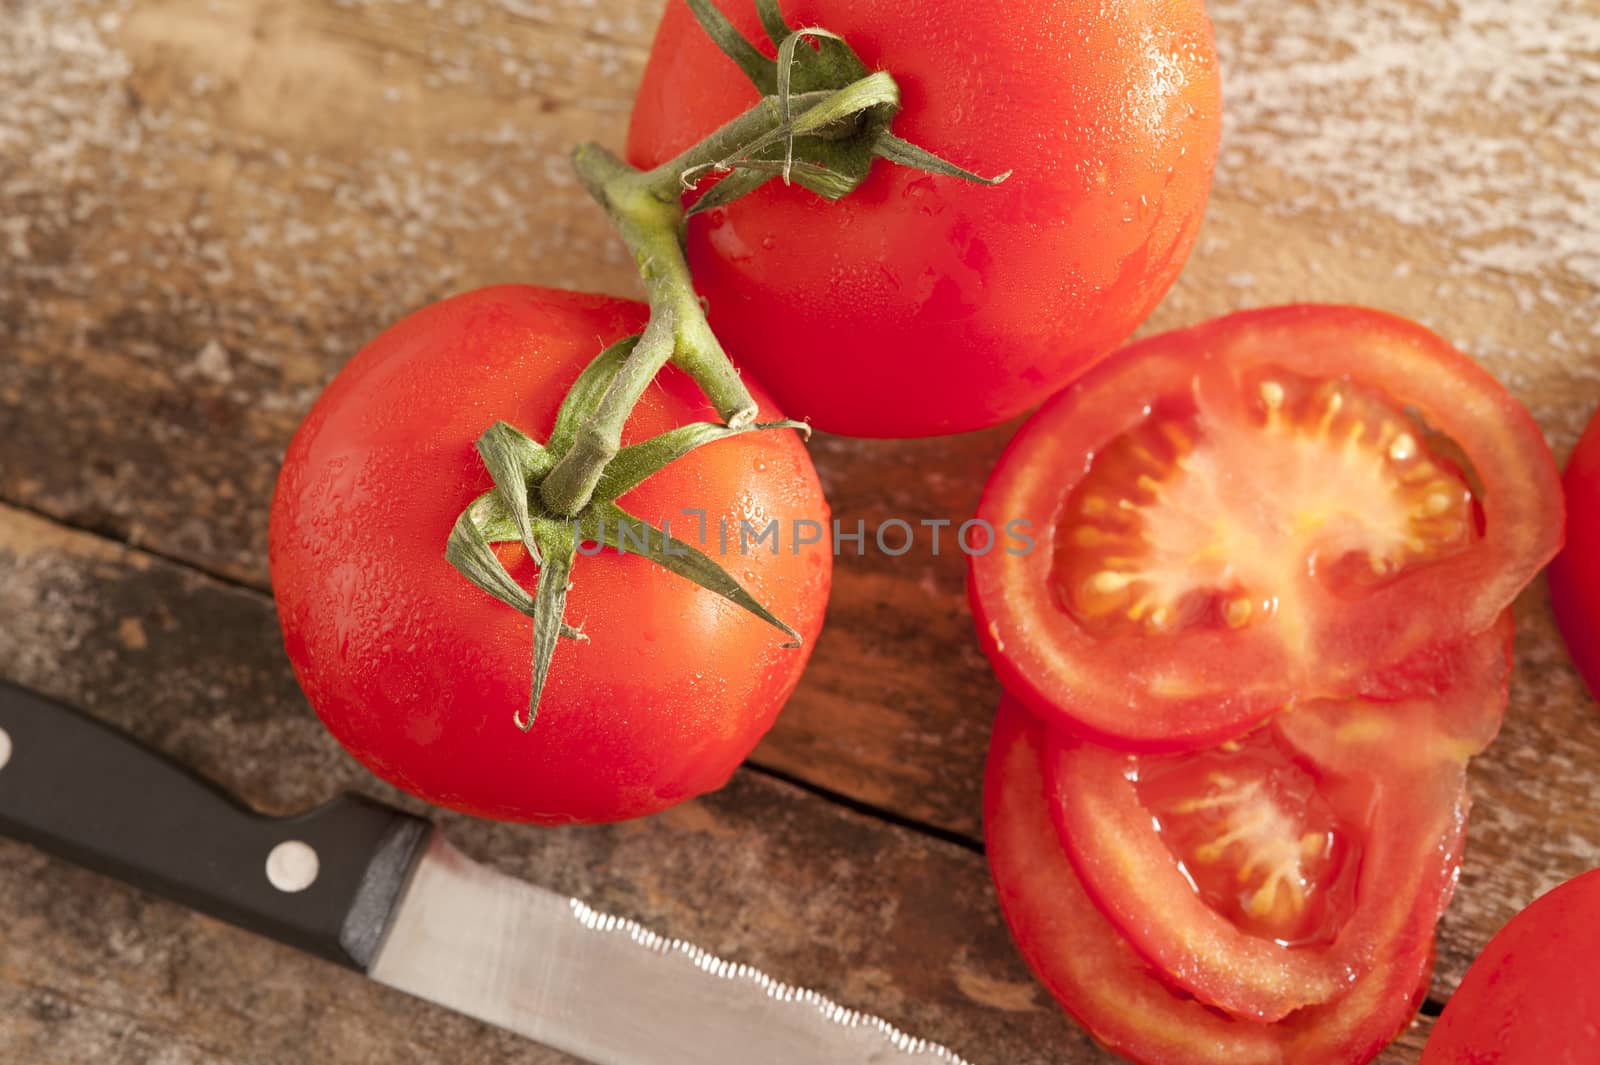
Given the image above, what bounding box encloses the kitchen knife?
[0,680,973,1065]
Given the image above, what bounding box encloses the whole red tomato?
[627,0,1222,438]
[1421,868,1600,1064]
[1550,408,1600,700]
[270,286,831,825]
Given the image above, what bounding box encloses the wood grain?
[2,0,1598,1060]
[0,500,1435,1064]
[4,0,1597,842]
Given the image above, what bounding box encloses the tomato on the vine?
[970,305,1563,750]
[1550,407,1600,701]
[627,0,1223,438]
[270,286,831,825]
[1421,868,1600,1065]
[985,701,1441,1065]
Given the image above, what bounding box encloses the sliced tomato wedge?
[986,701,1440,1065]
[1046,616,1509,1023]
[970,305,1560,749]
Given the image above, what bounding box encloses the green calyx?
[446,340,808,732]
[540,0,1010,520]
[680,0,1011,208]
[446,0,1009,733]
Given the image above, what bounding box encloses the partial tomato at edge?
[985,701,1438,1065]
[270,286,831,825]
[1421,868,1600,1065]
[971,305,1562,750]
[1047,616,1510,1024]
[627,0,1222,438]
[1549,406,1600,701]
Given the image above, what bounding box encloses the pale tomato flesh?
[987,701,1441,1065]
[1057,372,1478,646]
[972,305,1559,750]
[1135,731,1356,947]
[1038,619,1510,1024]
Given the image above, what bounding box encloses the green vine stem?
[446,0,1008,732]
[539,73,910,517]
[538,94,831,517]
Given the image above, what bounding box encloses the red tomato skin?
[1550,409,1600,702]
[1422,869,1600,1065]
[269,286,831,825]
[969,305,1563,751]
[984,699,1437,1065]
[1044,618,1507,1026]
[1047,704,1476,1024]
[626,0,1222,438]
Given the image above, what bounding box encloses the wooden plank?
[0,0,1012,839]
[4,0,1598,847]
[2,0,1599,1056]
[0,500,1440,1063]
[1444,592,1600,989]
[0,501,1053,1064]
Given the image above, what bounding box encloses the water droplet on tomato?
[708,215,754,262]
[902,175,944,216]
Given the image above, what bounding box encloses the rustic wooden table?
[2,0,1597,1062]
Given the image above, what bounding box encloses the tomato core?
[1055,371,1478,645]
[1134,731,1358,947]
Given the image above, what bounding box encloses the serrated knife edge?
[370,833,978,1065]
[0,682,979,1065]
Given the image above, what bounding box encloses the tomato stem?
[539,92,836,517]
[445,0,1011,731]
[539,8,1006,517]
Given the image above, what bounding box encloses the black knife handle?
[0,680,432,971]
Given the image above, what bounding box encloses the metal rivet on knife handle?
[266,840,321,893]
[0,726,11,772]
[0,683,432,970]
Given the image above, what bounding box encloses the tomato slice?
[1046,617,1509,1023]
[970,305,1560,749]
[986,701,1440,1065]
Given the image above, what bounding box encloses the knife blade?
[0,680,973,1065]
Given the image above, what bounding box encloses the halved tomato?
[970,305,1561,749]
[986,701,1439,1065]
[1046,616,1510,1023]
